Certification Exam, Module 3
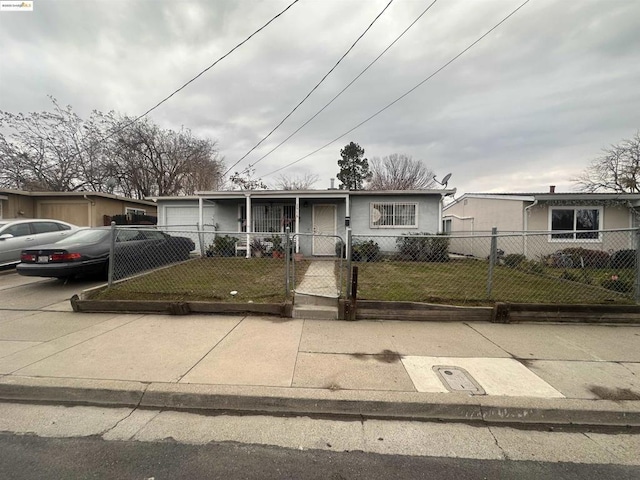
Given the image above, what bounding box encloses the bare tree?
[0,98,225,198]
[274,173,319,190]
[228,167,268,190]
[574,132,640,193]
[107,116,224,198]
[367,154,436,190]
[0,98,108,192]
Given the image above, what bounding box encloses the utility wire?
[262,0,531,178]
[247,0,439,171]
[64,0,303,160]
[222,0,396,177]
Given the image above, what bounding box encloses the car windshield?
[52,229,109,246]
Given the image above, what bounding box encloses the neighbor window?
[370,202,417,228]
[550,207,601,241]
[126,207,146,215]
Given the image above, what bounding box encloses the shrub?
[523,259,545,274]
[209,235,238,257]
[396,233,449,262]
[556,248,610,268]
[352,240,380,262]
[503,254,526,268]
[611,249,636,269]
[601,278,633,293]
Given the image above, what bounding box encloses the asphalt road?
[1,433,639,480]
[0,271,103,311]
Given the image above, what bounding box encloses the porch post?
[295,196,300,253]
[245,193,252,258]
[198,197,203,229]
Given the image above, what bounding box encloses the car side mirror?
[0,234,14,240]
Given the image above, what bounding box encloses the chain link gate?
[288,231,345,299]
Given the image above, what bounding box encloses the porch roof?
[149,188,455,202]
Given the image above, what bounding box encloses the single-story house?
[151,188,456,257]
[443,188,640,258]
[0,189,157,227]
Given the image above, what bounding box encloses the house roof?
[445,191,640,210]
[148,188,456,202]
[0,189,156,207]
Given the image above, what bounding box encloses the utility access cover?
[433,366,485,395]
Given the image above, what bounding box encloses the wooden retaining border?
[348,300,493,322]
[71,295,291,317]
[493,303,640,324]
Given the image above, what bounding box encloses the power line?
[222,0,396,177]
[63,0,303,161]
[247,0,439,171]
[262,0,531,179]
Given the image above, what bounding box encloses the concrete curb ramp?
[1,376,638,428]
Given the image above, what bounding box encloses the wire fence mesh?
[106,227,293,303]
[102,225,639,306]
[350,229,639,305]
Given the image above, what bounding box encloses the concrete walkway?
[1,308,639,427]
[295,261,339,297]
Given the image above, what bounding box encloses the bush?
[208,235,238,257]
[611,249,636,269]
[601,278,633,293]
[503,254,526,268]
[555,248,610,268]
[352,240,380,262]
[396,233,449,262]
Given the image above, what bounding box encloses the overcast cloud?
[1,0,639,195]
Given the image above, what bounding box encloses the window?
[5,223,31,237]
[443,218,452,234]
[550,207,601,241]
[241,204,296,233]
[370,202,417,228]
[126,207,146,215]
[32,222,63,234]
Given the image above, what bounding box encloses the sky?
[1,0,639,197]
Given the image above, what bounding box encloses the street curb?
[1,376,639,428]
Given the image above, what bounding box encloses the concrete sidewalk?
[0,307,639,427]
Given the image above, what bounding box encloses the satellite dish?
[433,173,452,188]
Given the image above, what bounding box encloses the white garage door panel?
[163,206,215,253]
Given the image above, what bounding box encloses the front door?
[312,204,337,256]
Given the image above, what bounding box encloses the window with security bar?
[370,202,418,228]
[239,204,296,232]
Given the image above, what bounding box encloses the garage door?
[163,206,216,253]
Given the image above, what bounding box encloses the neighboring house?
[443,188,640,258]
[151,188,455,257]
[0,189,157,227]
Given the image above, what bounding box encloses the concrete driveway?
[0,271,104,313]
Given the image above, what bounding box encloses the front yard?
[89,256,636,306]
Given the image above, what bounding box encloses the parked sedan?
[0,218,79,267]
[17,227,195,279]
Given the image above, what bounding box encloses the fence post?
[197,222,205,258]
[486,227,498,298]
[108,221,116,287]
[635,228,640,304]
[285,227,291,299]
[345,228,352,299]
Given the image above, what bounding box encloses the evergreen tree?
[337,142,371,190]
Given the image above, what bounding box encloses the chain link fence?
[106,227,295,303]
[348,229,640,305]
[101,225,639,306]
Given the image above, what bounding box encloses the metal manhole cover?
[433,366,485,395]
